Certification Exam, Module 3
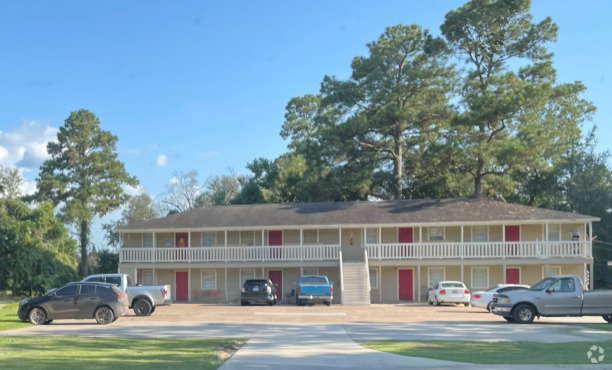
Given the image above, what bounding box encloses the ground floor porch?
[118,259,591,304]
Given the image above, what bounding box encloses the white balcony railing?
[365,241,591,260]
[119,241,590,264]
[120,244,341,263]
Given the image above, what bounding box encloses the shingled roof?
[116,199,599,232]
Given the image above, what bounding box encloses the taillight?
[473,294,481,299]
[439,289,446,294]
[115,293,122,299]
[161,289,168,297]
[465,289,470,294]
[330,285,333,294]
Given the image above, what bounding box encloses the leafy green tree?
[29,109,138,277]
[195,170,242,207]
[441,0,594,199]
[0,199,78,295]
[91,249,119,274]
[320,24,454,199]
[103,192,159,249]
[0,165,24,199]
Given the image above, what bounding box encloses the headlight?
[496,296,511,305]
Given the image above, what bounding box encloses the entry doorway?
[505,225,520,256]
[268,270,283,302]
[175,271,188,301]
[398,269,414,300]
[506,268,520,284]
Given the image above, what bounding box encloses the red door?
[506,268,520,284]
[269,230,282,259]
[398,269,413,300]
[175,271,188,301]
[175,232,188,261]
[268,270,282,301]
[398,227,413,257]
[505,226,520,256]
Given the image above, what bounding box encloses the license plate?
[253,286,259,292]
[452,290,459,294]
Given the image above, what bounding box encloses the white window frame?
[472,226,489,242]
[302,268,319,276]
[428,267,445,289]
[202,232,216,247]
[428,227,445,241]
[547,224,560,242]
[366,228,379,245]
[471,267,489,289]
[542,266,561,278]
[143,233,154,248]
[201,270,217,290]
[241,231,255,246]
[369,268,378,289]
[240,269,256,288]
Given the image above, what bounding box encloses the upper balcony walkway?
[119,241,591,264]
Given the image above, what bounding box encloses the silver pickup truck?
[82,273,171,316]
[491,275,612,324]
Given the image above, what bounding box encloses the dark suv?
[18,282,129,325]
[240,279,277,306]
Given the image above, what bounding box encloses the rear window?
[80,284,96,295]
[244,280,268,287]
[300,276,328,285]
[441,282,464,288]
[106,276,122,286]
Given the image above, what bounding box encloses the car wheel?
[43,320,53,325]
[513,304,535,324]
[28,307,47,325]
[133,298,152,316]
[112,316,119,322]
[464,303,469,307]
[602,314,612,323]
[268,300,274,306]
[95,306,115,325]
[435,297,441,306]
[150,306,156,314]
[324,301,331,306]
[240,301,248,306]
[486,302,492,312]
[503,316,515,322]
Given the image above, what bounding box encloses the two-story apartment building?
[116,199,599,305]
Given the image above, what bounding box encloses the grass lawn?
[583,323,612,332]
[0,302,30,331]
[361,340,612,365]
[0,336,245,369]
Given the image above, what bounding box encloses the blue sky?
[0,1,610,249]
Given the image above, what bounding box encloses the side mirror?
[546,287,555,293]
[273,283,278,287]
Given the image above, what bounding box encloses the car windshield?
[441,283,464,288]
[529,277,556,291]
[301,277,327,285]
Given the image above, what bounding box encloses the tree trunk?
[80,220,90,277]
[474,157,484,199]
[393,124,403,200]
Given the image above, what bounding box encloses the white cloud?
[0,120,58,170]
[155,154,168,167]
[169,176,180,185]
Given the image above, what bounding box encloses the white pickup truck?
[82,273,171,316]
[491,275,612,324]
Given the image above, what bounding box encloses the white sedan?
[427,281,470,306]
[470,284,530,311]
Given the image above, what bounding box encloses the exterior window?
[241,231,254,246]
[240,269,255,287]
[428,267,445,288]
[303,229,318,244]
[369,268,378,289]
[202,232,216,247]
[143,233,153,248]
[366,228,379,244]
[428,227,444,241]
[543,266,561,278]
[303,268,319,275]
[547,224,560,241]
[201,270,217,290]
[472,226,488,242]
[471,267,488,289]
[139,270,154,285]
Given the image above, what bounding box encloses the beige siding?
[227,231,239,245]
[521,224,541,241]
[284,229,300,244]
[445,226,461,242]
[380,267,398,302]
[191,232,202,247]
[561,224,585,241]
[381,228,397,243]
[489,225,503,241]
[319,229,340,244]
